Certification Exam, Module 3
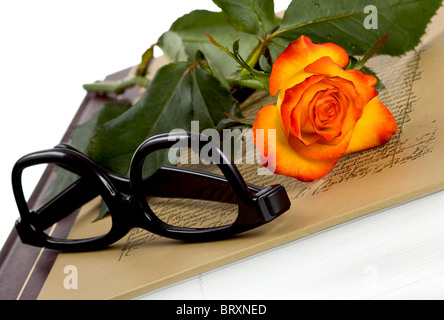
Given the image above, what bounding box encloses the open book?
[7,8,444,300]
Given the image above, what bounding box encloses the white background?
[1,1,444,300]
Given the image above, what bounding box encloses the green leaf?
[272,0,442,56]
[259,55,272,73]
[360,66,385,90]
[346,56,385,90]
[44,102,131,202]
[157,10,259,76]
[267,36,290,62]
[136,43,155,77]
[196,50,231,90]
[157,31,188,62]
[94,201,110,222]
[87,61,238,177]
[353,32,391,70]
[212,0,275,37]
[207,34,270,90]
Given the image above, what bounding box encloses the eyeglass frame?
[12,132,291,251]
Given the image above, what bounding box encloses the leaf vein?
[275,0,435,37]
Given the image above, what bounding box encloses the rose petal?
[287,77,365,160]
[309,88,345,141]
[289,79,334,141]
[288,128,354,160]
[346,98,398,154]
[320,77,364,138]
[280,74,326,136]
[253,104,338,182]
[270,36,349,96]
[286,75,364,153]
[276,72,314,108]
[305,56,378,105]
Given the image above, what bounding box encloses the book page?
[38,10,444,299]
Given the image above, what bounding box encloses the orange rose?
[253,36,397,182]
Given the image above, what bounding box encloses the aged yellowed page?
[38,9,444,299]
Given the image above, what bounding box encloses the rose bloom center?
[317,99,338,127]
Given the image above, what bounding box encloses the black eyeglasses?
[12,132,290,251]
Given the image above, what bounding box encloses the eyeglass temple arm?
[29,177,98,231]
[143,166,263,203]
[30,143,265,229]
